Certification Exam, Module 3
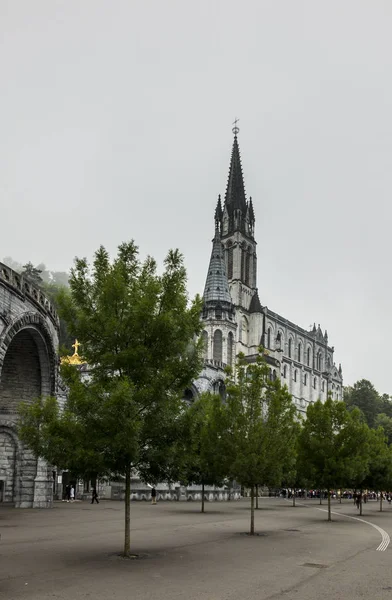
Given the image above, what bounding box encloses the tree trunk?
[123,465,131,557]
[250,486,255,535]
[293,488,296,507]
[327,489,331,521]
[201,482,205,513]
[256,484,259,509]
[360,489,363,516]
[380,492,383,512]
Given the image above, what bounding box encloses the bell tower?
[215,125,258,312]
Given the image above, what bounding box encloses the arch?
[288,338,293,358]
[213,329,223,362]
[211,378,226,401]
[183,384,199,405]
[240,317,248,346]
[227,241,233,279]
[298,342,302,363]
[307,346,311,367]
[276,331,282,349]
[0,312,57,396]
[245,252,250,286]
[0,323,56,414]
[202,330,208,359]
[227,332,234,366]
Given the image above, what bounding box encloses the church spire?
[203,226,233,306]
[224,132,247,213]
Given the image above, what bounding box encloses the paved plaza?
[1,497,392,600]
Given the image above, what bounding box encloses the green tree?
[22,261,43,284]
[375,413,392,445]
[344,380,381,428]
[19,242,203,557]
[223,351,298,534]
[350,427,392,514]
[298,398,371,521]
[179,393,228,513]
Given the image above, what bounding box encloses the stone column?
[33,457,53,508]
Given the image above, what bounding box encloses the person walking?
[70,485,75,502]
[91,487,99,504]
[151,487,157,505]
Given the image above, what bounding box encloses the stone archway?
[0,319,58,507]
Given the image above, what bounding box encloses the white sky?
[1,0,391,393]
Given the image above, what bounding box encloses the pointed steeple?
[215,194,223,225]
[203,227,233,305]
[224,134,247,213]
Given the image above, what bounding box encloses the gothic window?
[202,331,208,359]
[294,369,297,382]
[267,327,271,349]
[213,329,223,362]
[307,347,310,367]
[322,381,325,392]
[283,365,287,378]
[273,369,277,381]
[304,374,307,386]
[298,343,302,363]
[241,317,248,346]
[319,356,323,372]
[227,242,233,279]
[288,338,292,358]
[313,377,316,389]
[227,332,234,366]
[276,331,282,349]
[245,252,250,286]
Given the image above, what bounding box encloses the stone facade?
[0,263,60,507]
[192,132,343,416]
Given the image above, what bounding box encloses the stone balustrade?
[0,262,59,329]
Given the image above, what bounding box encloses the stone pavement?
[1,497,392,600]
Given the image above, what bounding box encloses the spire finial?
[232,117,240,136]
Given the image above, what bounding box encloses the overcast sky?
[1,1,391,393]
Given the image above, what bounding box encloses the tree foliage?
[223,351,298,534]
[18,242,203,556]
[298,398,372,520]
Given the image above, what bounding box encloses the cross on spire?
[232,117,240,136]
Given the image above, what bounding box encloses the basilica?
[192,130,343,415]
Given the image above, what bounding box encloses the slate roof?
[224,134,247,213]
[249,290,263,313]
[203,229,233,305]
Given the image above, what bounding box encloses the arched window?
[213,329,223,362]
[317,351,321,371]
[241,243,247,281]
[313,377,316,389]
[227,241,233,279]
[202,331,208,359]
[267,327,271,349]
[304,374,307,386]
[227,332,234,366]
[273,369,277,381]
[276,331,282,349]
[322,381,325,392]
[288,338,292,358]
[298,343,302,362]
[245,251,250,286]
[294,369,297,382]
[283,365,287,378]
[307,347,310,367]
[241,317,248,346]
